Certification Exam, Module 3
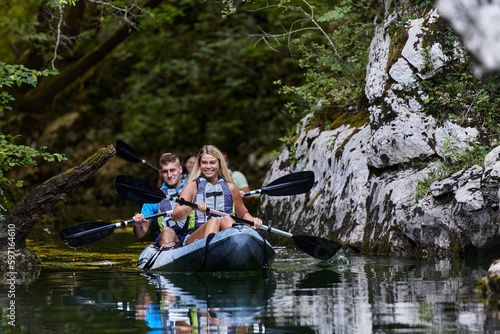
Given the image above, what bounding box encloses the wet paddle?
[115,175,342,260]
[115,140,159,173]
[59,210,173,248]
[243,171,315,197]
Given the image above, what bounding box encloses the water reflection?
[2,254,500,333]
[138,272,276,333]
[3,226,500,333]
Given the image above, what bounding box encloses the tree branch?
[247,0,361,90]
[0,145,116,251]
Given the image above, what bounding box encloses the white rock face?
[434,122,479,160]
[261,7,500,257]
[389,58,416,85]
[401,11,448,79]
[366,109,436,168]
[365,26,391,100]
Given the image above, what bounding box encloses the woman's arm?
[231,183,249,218]
[230,183,261,228]
[172,181,196,221]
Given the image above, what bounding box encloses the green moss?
[361,221,395,254]
[334,127,362,159]
[447,230,463,256]
[274,238,294,247]
[386,25,409,72]
[289,134,300,145]
[322,108,370,131]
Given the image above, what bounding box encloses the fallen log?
[0,145,116,277]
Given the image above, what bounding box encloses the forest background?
[2,0,498,224]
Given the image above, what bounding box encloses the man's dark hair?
[159,153,180,165]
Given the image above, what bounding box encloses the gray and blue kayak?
[137,225,275,272]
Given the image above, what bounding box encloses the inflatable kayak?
[137,225,275,272]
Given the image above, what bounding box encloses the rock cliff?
[260,5,500,257]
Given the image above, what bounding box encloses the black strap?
[139,241,183,271]
[142,247,165,271]
[196,232,215,272]
[258,230,269,271]
[205,191,223,198]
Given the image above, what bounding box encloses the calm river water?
[2,222,500,333]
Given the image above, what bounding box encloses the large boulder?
[260,7,500,257]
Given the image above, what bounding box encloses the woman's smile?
[200,154,219,181]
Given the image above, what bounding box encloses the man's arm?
[132,214,152,239]
[132,203,157,239]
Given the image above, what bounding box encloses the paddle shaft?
[141,159,159,173]
[197,205,292,238]
[65,210,173,240]
[175,197,253,225]
[126,152,159,173]
[116,140,159,173]
[174,197,343,260]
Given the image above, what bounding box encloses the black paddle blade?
[115,174,165,204]
[292,235,342,260]
[262,171,315,196]
[59,221,116,248]
[116,140,142,163]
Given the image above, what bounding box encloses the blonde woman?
[172,145,262,245]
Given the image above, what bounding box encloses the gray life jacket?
[158,187,188,235]
[194,176,233,229]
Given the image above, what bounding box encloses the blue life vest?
[158,187,188,236]
[194,176,233,229]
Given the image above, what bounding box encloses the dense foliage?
[241,0,379,128]
[2,0,498,211]
[0,60,65,218]
[0,0,323,209]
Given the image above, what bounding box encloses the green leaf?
[317,6,351,22]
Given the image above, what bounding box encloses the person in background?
[223,152,252,205]
[133,153,189,249]
[172,145,262,245]
[182,153,196,181]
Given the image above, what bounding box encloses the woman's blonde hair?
[188,145,233,183]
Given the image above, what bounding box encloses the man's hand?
[132,213,151,239]
[133,213,148,226]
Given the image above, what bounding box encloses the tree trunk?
[0,145,116,276]
[14,0,164,113]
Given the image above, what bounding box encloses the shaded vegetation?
[1,0,385,215]
[0,0,310,212]
[3,0,499,216]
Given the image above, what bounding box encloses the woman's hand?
[242,212,262,229]
[195,201,208,212]
[252,217,263,229]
